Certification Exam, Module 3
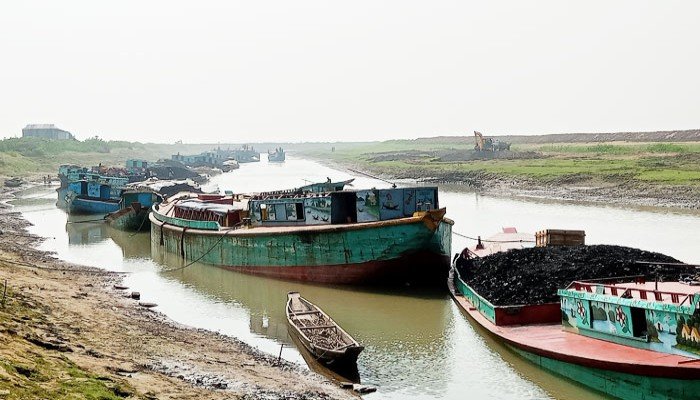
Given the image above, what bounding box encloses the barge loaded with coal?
[450,230,700,400]
[150,185,453,285]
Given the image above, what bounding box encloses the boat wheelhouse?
[559,278,700,359]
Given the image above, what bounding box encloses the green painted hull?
[511,346,700,400]
[151,212,452,285]
[106,208,150,232]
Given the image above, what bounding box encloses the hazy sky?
[1,1,699,143]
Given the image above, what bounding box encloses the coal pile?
[458,245,685,306]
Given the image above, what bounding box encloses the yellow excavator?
[474,131,511,152]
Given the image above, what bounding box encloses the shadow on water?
[149,242,453,392]
[289,331,361,384]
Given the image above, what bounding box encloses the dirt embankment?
[0,188,353,399]
[415,129,700,144]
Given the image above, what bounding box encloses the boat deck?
[452,292,700,379]
[469,228,535,257]
[152,206,450,236]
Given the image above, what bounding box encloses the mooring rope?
[452,230,536,244]
[128,212,150,237]
[161,229,231,273]
[65,216,107,224]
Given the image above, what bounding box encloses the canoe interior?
[286,292,363,367]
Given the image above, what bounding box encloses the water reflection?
[150,243,451,390]
[65,218,108,245]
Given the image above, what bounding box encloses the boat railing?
[567,280,698,305]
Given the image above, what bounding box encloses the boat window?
[286,203,304,220]
[630,307,647,338]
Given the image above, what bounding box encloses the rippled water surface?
[12,156,700,399]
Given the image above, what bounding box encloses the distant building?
[22,124,75,140]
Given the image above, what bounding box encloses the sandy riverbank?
[0,186,354,399]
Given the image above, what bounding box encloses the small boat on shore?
[449,242,700,400]
[4,177,24,188]
[286,292,363,369]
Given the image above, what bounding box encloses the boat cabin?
[559,279,700,359]
[249,187,439,227]
[120,191,160,210]
[172,197,247,228]
[68,180,122,200]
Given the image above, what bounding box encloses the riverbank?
[291,138,700,210]
[0,187,353,399]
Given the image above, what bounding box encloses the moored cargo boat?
[150,185,453,285]
[60,179,126,214]
[449,255,700,400]
[105,190,161,231]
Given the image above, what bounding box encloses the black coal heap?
[458,245,684,306]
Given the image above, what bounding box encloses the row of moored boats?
[53,160,700,399]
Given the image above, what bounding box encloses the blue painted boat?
[63,180,122,215]
[67,195,120,214]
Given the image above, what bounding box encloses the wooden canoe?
[286,292,363,369]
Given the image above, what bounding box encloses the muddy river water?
[12,157,700,399]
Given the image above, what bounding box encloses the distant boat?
[221,159,240,172]
[4,177,24,188]
[268,147,285,162]
[286,292,363,369]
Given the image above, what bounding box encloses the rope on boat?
[161,229,231,273]
[452,230,536,244]
[128,212,150,237]
[347,168,397,188]
[65,216,107,224]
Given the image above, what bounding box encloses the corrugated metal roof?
[23,124,60,130]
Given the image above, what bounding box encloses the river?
[12,156,700,399]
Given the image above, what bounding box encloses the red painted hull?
[448,268,700,380]
[220,251,451,286]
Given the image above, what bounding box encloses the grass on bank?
[294,140,700,186]
[0,137,222,177]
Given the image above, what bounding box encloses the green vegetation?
[293,140,700,186]
[0,137,219,177]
